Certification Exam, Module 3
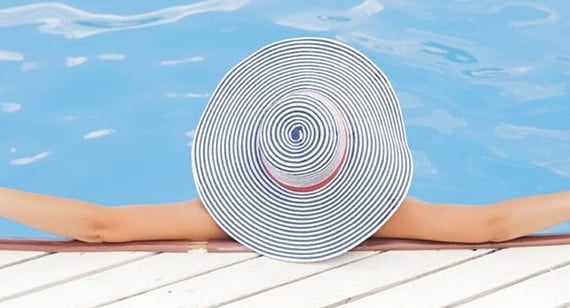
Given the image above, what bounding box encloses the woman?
[2,37,570,261]
[1,187,570,245]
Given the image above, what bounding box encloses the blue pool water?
[1,0,569,238]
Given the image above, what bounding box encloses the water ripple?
[495,123,570,141]
[0,0,250,38]
[0,102,22,113]
[463,66,533,79]
[422,41,477,64]
[275,0,381,31]
[489,2,561,28]
[0,50,23,61]
[10,151,51,166]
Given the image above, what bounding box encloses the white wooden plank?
[1,251,257,308]
[226,249,489,307]
[462,263,570,307]
[106,251,376,308]
[344,245,570,307]
[0,251,152,301]
[0,251,47,268]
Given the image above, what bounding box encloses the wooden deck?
[0,245,569,307]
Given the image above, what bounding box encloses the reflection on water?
[1,0,569,237]
[0,0,249,38]
[75,18,164,29]
[421,41,477,64]
[463,67,532,79]
[490,2,560,28]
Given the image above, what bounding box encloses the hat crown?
[259,90,348,192]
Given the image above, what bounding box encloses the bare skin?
[1,186,570,244]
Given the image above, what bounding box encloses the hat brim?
[192,37,413,262]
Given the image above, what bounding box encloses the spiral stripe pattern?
[259,90,348,192]
[192,37,413,262]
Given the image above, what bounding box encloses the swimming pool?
[1,0,569,238]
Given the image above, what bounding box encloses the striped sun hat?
[192,37,413,262]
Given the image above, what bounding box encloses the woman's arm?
[0,187,227,242]
[376,192,570,243]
